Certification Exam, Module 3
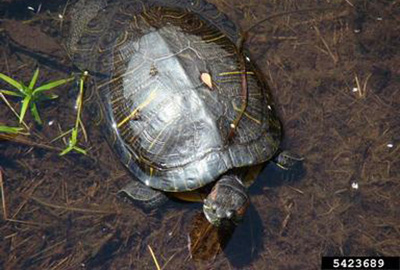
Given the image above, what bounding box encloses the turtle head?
[203,175,249,227]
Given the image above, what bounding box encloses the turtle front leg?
[203,175,249,226]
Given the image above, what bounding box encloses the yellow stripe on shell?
[148,118,175,150]
[218,71,254,76]
[232,102,261,125]
[117,89,157,128]
[202,34,226,43]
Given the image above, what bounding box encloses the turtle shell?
[68,0,282,192]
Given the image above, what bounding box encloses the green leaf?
[0,125,23,134]
[0,73,23,90]
[33,77,74,94]
[19,96,31,123]
[30,102,42,125]
[0,90,23,97]
[29,68,40,90]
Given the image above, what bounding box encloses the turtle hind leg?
[118,181,168,210]
[271,150,305,182]
[273,150,304,170]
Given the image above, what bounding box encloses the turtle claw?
[203,199,218,211]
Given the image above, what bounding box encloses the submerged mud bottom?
[0,0,399,269]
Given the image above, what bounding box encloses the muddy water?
[0,1,399,269]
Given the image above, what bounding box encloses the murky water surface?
[0,0,399,269]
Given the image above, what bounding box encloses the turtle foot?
[273,150,304,170]
[119,180,168,209]
[203,175,249,227]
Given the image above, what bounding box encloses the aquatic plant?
[0,125,23,134]
[58,71,88,155]
[0,67,74,125]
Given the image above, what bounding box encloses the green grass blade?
[20,84,29,95]
[0,90,23,97]
[0,73,23,91]
[19,96,31,123]
[30,102,42,125]
[0,125,23,134]
[41,93,59,100]
[59,145,87,156]
[73,146,87,155]
[29,68,40,90]
[33,77,74,94]
[51,128,72,142]
[71,128,78,143]
[59,146,73,156]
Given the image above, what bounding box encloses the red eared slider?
[68,0,302,226]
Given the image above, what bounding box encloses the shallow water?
[0,0,399,269]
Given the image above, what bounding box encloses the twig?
[148,245,161,270]
[30,240,66,260]
[344,0,354,7]
[245,7,336,33]
[355,74,362,97]
[360,73,372,99]
[0,133,62,152]
[3,50,10,76]
[4,218,51,227]
[354,73,372,99]
[50,256,70,270]
[59,0,70,32]
[0,168,7,219]
[30,196,115,214]
[287,185,305,194]
[11,178,45,219]
[314,26,338,64]
[161,251,179,270]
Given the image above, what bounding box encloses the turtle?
[67,0,303,226]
